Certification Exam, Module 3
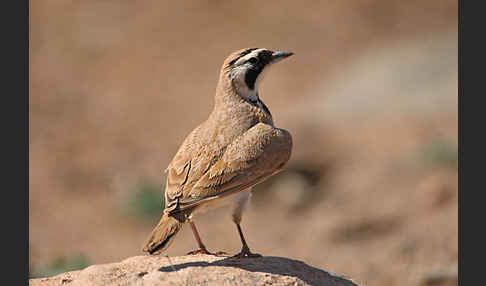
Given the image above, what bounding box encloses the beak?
[270,51,294,64]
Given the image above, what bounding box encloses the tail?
[142,212,184,255]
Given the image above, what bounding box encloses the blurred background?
[29,1,458,285]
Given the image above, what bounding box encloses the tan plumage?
[143,48,293,256]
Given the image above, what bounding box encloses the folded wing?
[165,123,292,214]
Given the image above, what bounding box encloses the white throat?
[236,84,259,102]
[230,67,260,102]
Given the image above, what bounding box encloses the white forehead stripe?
[234,48,267,66]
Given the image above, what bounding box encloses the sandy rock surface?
[29,254,358,286]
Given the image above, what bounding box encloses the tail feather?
[142,212,184,255]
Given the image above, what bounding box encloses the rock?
[29,254,358,286]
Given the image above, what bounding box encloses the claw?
[232,246,262,258]
[213,251,230,256]
[186,248,229,256]
[186,248,212,255]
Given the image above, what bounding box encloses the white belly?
[191,189,252,217]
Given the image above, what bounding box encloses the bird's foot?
[212,251,230,256]
[186,248,212,255]
[186,248,228,256]
[232,245,262,258]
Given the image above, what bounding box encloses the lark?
[143,48,293,258]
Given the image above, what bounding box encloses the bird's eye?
[248,57,258,64]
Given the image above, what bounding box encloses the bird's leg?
[233,223,261,258]
[232,191,262,258]
[186,221,227,256]
[186,221,211,255]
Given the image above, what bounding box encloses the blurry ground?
[29,1,458,286]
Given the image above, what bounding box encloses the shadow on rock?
[158,255,357,286]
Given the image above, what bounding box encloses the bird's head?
[219,48,293,103]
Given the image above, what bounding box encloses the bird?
[142,48,293,258]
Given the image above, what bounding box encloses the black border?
[459,0,483,285]
[5,0,29,284]
[25,0,30,285]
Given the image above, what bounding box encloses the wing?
[163,125,219,213]
[173,123,292,212]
